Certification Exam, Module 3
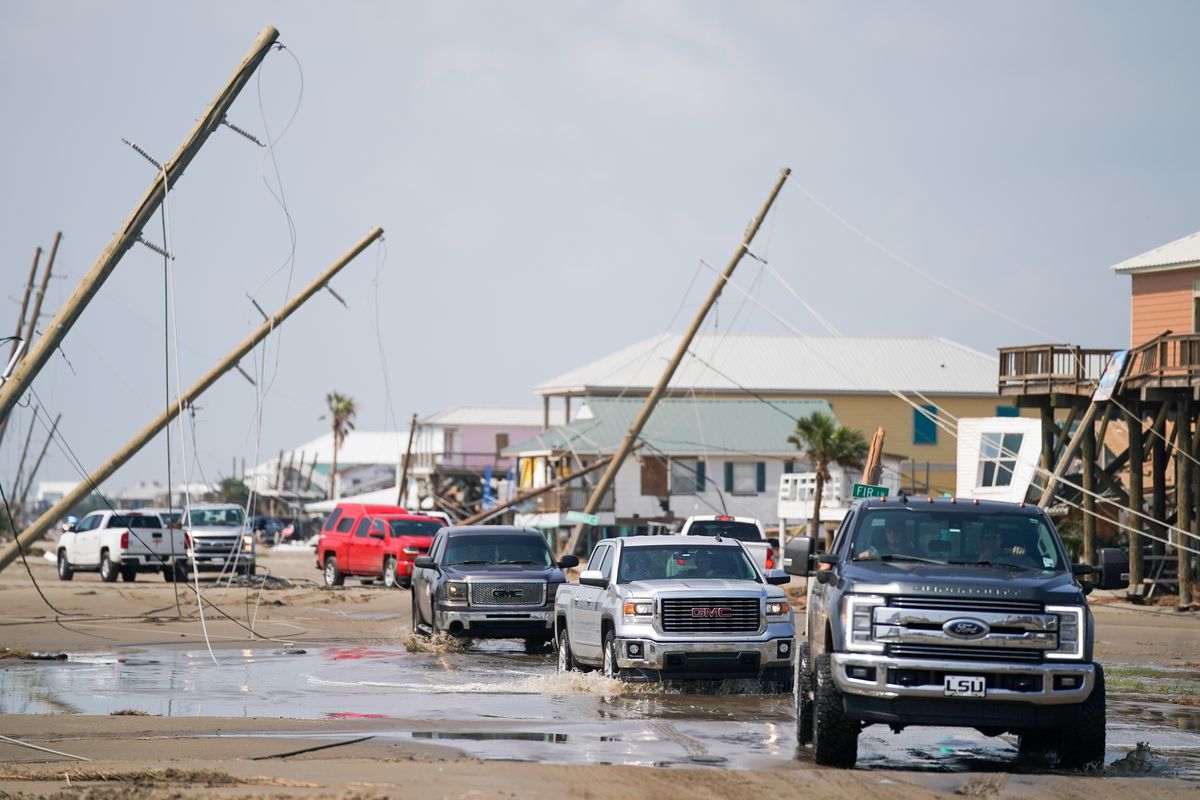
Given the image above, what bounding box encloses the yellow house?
[534,333,1013,495]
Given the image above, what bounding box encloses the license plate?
[943,675,986,697]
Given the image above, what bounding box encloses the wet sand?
[1,548,1199,798]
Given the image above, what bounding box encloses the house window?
[670,458,705,494]
[913,404,938,445]
[978,432,1024,488]
[995,406,1019,418]
[494,432,509,458]
[724,461,766,494]
[640,456,668,496]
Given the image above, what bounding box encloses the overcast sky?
[2,1,1198,497]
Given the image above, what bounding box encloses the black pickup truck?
[784,496,1125,768]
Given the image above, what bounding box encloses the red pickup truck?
[317,503,444,588]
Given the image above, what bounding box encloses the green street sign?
[566,510,599,526]
[852,483,890,499]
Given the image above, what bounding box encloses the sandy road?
[1,548,1198,798]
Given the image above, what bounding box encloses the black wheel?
[1057,665,1106,770]
[812,653,859,767]
[602,629,620,679]
[243,563,256,578]
[163,563,188,583]
[99,551,119,583]
[557,624,577,672]
[524,638,550,655]
[120,565,137,582]
[796,642,815,747]
[323,555,344,587]
[57,550,74,581]
[382,557,399,589]
[410,588,430,637]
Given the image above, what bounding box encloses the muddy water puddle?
[1,643,1198,775]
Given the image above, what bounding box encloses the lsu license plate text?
[943,675,986,697]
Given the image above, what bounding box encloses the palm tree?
[325,392,358,500]
[788,412,868,547]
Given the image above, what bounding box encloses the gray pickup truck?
[784,496,1125,768]
[555,534,795,688]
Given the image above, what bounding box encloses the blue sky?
[2,1,1198,494]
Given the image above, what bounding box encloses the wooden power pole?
[0,25,280,430]
[0,228,383,574]
[562,167,791,556]
[861,427,885,485]
[397,412,418,507]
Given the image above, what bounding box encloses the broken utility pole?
[459,455,618,527]
[0,26,280,430]
[861,427,886,486]
[0,227,383,574]
[562,167,791,557]
[397,412,418,507]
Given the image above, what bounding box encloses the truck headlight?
[445,581,468,602]
[766,601,789,617]
[843,595,885,653]
[623,599,653,620]
[242,534,254,553]
[1046,605,1084,660]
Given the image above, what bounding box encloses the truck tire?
[382,557,399,589]
[99,551,119,583]
[410,589,430,637]
[602,630,620,679]
[796,642,815,746]
[1056,664,1106,770]
[57,550,74,581]
[557,625,578,672]
[323,555,344,587]
[120,565,137,582]
[812,653,859,767]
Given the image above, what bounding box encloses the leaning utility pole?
[459,455,618,527]
[0,25,279,429]
[0,236,60,447]
[0,228,383,574]
[397,412,418,506]
[562,167,791,556]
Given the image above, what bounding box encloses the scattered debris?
[956,775,1006,797]
[0,647,32,659]
[1107,742,1169,775]
[29,652,68,661]
[274,646,307,656]
[251,734,375,760]
[0,765,316,788]
[109,709,151,716]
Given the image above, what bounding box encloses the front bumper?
[832,652,1094,713]
[190,553,256,571]
[615,630,795,680]
[435,605,553,639]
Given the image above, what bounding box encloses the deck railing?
[1125,333,1200,387]
[997,344,1114,395]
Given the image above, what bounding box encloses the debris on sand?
[0,647,32,659]
[1107,742,1170,775]
[109,709,151,716]
[404,633,472,654]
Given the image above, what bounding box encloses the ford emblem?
[943,618,989,639]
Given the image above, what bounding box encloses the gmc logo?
[691,607,731,618]
[493,589,523,599]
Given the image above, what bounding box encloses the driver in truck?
[856,517,917,560]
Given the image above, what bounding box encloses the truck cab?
[785,496,1126,768]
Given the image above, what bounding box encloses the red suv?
[316,503,444,588]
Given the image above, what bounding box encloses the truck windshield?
[618,545,759,583]
[387,520,442,538]
[444,534,553,566]
[850,509,1064,571]
[187,507,246,528]
[686,520,763,542]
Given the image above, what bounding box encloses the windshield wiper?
[451,560,495,565]
[876,554,944,565]
[947,559,1030,571]
[497,560,544,565]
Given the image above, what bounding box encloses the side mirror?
[765,568,791,585]
[558,555,580,569]
[1096,548,1128,590]
[783,537,814,576]
[413,555,437,570]
[61,522,77,533]
[579,569,607,588]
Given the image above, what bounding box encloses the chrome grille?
[891,596,1043,614]
[661,598,760,633]
[469,582,545,607]
[889,644,1044,663]
[192,537,240,556]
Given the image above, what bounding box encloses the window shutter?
[695,460,706,492]
[756,462,766,492]
[724,461,734,492]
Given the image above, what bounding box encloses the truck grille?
[469,582,545,607]
[192,537,240,556]
[891,596,1043,614]
[889,644,1044,663]
[661,598,760,633]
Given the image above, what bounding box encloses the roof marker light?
[973,498,980,505]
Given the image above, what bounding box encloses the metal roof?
[1112,229,1200,274]
[504,396,834,457]
[534,333,998,397]
[423,406,565,428]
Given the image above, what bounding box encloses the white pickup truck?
[57,509,190,582]
[679,515,775,570]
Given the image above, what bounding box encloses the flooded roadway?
[2,640,1199,777]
